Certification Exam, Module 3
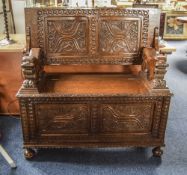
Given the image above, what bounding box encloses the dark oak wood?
[17,7,172,159]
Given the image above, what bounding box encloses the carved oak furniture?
[17,7,172,159]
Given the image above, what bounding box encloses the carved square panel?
[100,103,154,133]
[35,104,90,135]
[99,17,141,56]
[44,17,89,58]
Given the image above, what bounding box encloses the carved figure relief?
[46,17,88,55]
[101,104,153,133]
[99,19,140,54]
[36,104,89,134]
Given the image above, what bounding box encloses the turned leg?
[24,148,36,160]
[152,146,163,157]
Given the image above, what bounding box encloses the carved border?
[159,96,171,139]
[91,104,99,133]
[28,100,36,140]
[90,16,97,55]
[152,100,163,137]
[37,8,149,65]
[19,99,29,142]
[47,57,137,65]
[19,96,163,101]
[17,92,170,98]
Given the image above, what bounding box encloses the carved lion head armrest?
[20,48,43,93]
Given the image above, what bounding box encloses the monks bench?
[17,7,172,159]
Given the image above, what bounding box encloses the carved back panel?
[25,8,160,65]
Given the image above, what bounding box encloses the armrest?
[21,48,42,90]
[142,47,169,89]
[142,47,157,80]
[152,53,168,89]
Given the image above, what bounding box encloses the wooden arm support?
[21,48,42,89]
[152,53,168,89]
[142,47,169,89]
[142,47,157,80]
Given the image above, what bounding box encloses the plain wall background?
[0,0,25,34]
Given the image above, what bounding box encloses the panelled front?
[20,97,164,144]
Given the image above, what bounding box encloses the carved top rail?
[25,8,160,65]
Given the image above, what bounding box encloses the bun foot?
[152,147,163,157]
[24,148,36,160]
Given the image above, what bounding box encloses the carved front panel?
[99,17,141,55]
[45,17,88,57]
[35,104,90,135]
[101,103,153,133]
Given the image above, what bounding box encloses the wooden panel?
[43,74,150,95]
[45,16,89,57]
[35,104,90,135]
[44,65,142,74]
[19,96,165,144]
[99,17,141,59]
[100,103,154,133]
[0,52,22,115]
[24,8,160,65]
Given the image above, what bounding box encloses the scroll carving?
[91,104,99,133]
[46,17,88,54]
[37,8,149,65]
[99,19,140,54]
[101,104,153,133]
